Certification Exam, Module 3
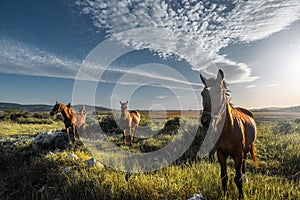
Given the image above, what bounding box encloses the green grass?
[0,113,300,199]
[0,121,64,136]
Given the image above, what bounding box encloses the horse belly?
[243,121,256,147]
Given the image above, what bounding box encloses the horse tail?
[250,143,258,168]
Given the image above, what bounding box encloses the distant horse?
[119,101,140,146]
[50,101,86,142]
[200,70,258,199]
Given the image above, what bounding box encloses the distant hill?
[0,102,110,113]
[252,105,300,113]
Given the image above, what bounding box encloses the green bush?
[139,115,151,127]
[0,110,55,124]
[99,114,119,134]
[274,120,294,134]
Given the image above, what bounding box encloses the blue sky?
[1,0,300,110]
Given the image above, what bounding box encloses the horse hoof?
[242,173,248,183]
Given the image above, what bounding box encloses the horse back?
[236,107,254,118]
[74,112,86,127]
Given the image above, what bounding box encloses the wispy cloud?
[265,83,279,87]
[201,55,259,83]
[156,95,168,99]
[0,37,201,91]
[246,85,256,88]
[0,37,80,79]
[77,0,300,83]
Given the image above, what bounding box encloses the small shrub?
[99,114,119,133]
[294,118,300,124]
[139,115,151,127]
[274,120,293,134]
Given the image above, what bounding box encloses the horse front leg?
[209,145,217,162]
[234,153,244,199]
[217,150,228,197]
[123,129,126,146]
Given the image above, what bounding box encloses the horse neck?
[124,108,130,118]
[60,104,71,119]
[224,96,235,128]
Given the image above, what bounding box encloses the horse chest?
[218,127,244,153]
[120,119,131,129]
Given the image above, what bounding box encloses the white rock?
[32,131,69,151]
[96,161,104,169]
[66,154,79,161]
[187,192,206,200]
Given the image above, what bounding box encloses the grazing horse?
[119,101,140,146]
[200,70,258,199]
[50,101,86,142]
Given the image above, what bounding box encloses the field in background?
[0,109,300,199]
[137,110,300,122]
[253,112,300,122]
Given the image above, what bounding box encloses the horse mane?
[222,80,231,96]
[222,81,254,118]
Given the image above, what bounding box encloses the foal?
[200,70,258,199]
[119,101,140,146]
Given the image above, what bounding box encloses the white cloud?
[77,0,300,83]
[78,61,202,90]
[156,95,168,99]
[265,83,279,87]
[246,85,256,89]
[0,37,80,79]
[199,55,259,83]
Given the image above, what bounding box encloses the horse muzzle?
[120,114,127,120]
[50,111,55,116]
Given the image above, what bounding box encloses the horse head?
[50,101,63,116]
[200,69,227,128]
[120,101,128,120]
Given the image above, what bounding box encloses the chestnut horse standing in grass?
[50,101,86,142]
[119,101,140,146]
[200,70,258,199]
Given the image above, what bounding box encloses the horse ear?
[126,101,128,104]
[217,69,224,81]
[120,101,122,105]
[200,74,207,86]
[56,101,58,104]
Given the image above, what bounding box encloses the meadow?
[0,110,299,199]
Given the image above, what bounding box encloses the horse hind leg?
[129,127,133,147]
[132,126,137,143]
[242,153,248,183]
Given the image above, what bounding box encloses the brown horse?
[200,70,258,199]
[50,101,86,142]
[119,101,140,146]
